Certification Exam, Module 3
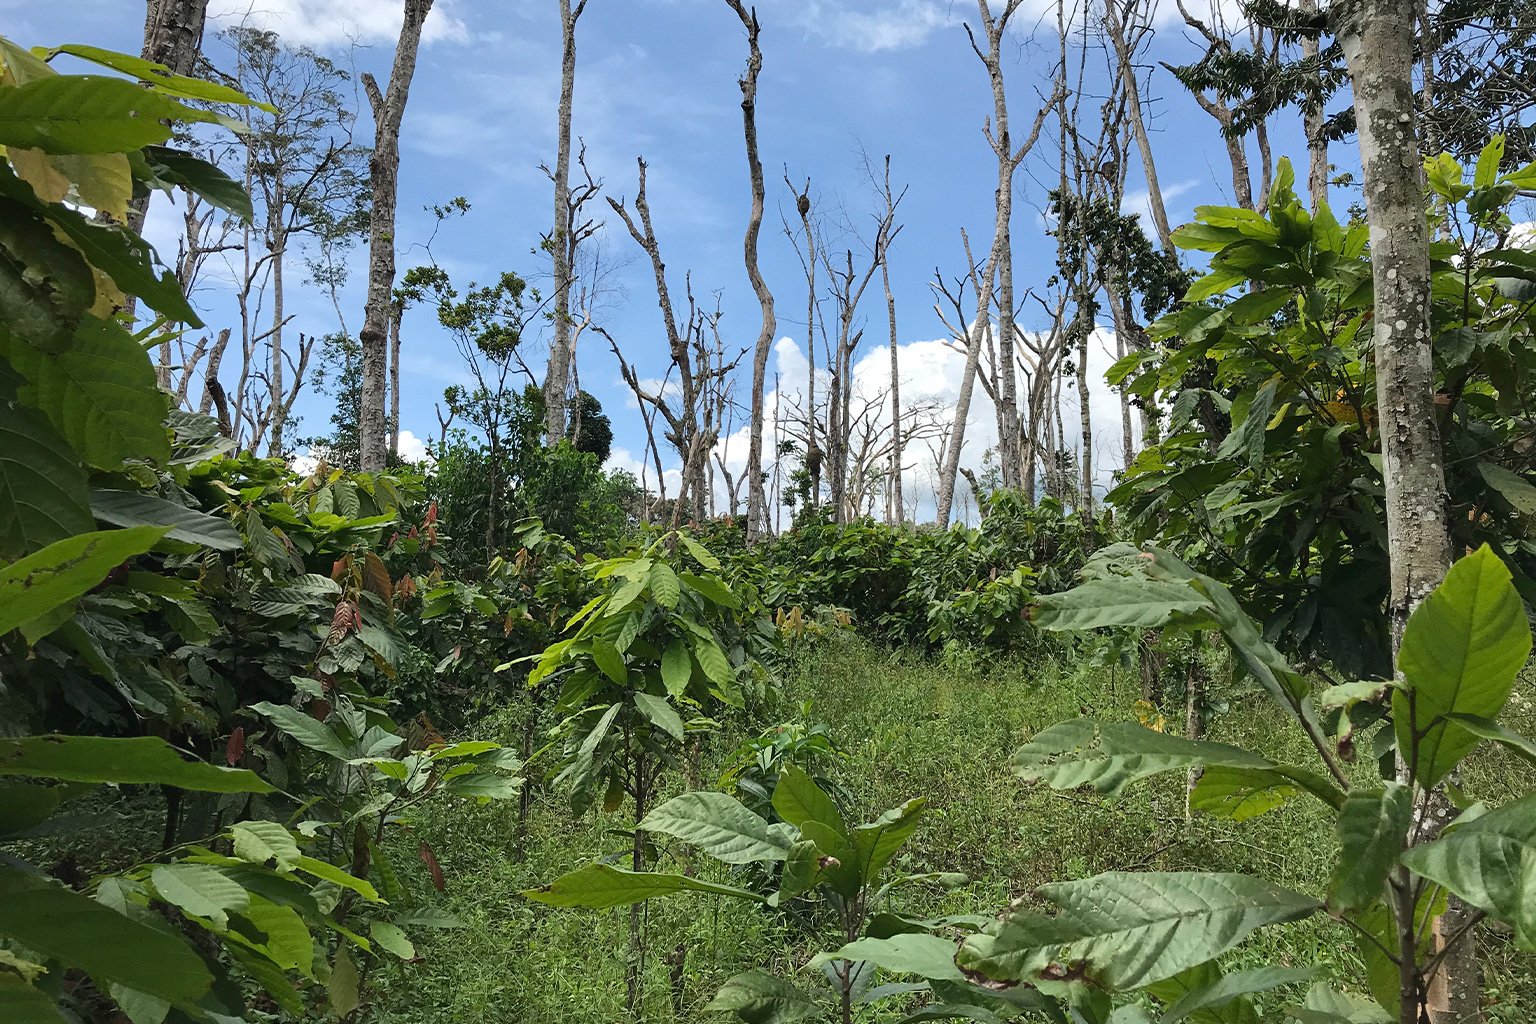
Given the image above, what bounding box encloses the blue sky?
[11,0,1337,520]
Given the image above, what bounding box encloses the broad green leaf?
[0,525,165,634]
[1328,786,1411,912]
[0,868,213,1006]
[1156,964,1312,1024]
[640,791,790,863]
[5,317,168,468]
[47,45,274,111]
[959,872,1320,990]
[1147,962,1257,1024]
[0,735,271,792]
[1285,983,1392,1023]
[811,933,963,981]
[1473,136,1505,189]
[1401,792,1536,947]
[0,162,199,325]
[703,971,821,1023]
[521,862,765,908]
[591,637,627,684]
[649,562,681,608]
[0,972,68,1024]
[1189,766,1298,821]
[91,489,240,550]
[328,945,359,1016]
[661,638,693,696]
[852,798,926,883]
[772,765,846,836]
[1441,714,1536,768]
[0,193,94,351]
[0,403,93,558]
[633,692,685,741]
[694,636,735,687]
[231,820,300,871]
[1393,545,1533,787]
[249,702,350,760]
[677,531,721,570]
[0,782,70,838]
[293,856,379,901]
[149,864,247,928]
[369,920,415,960]
[777,840,822,902]
[231,896,310,973]
[682,571,740,608]
[441,774,523,800]
[1029,579,1212,632]
[1478,462,1536,517]
[1014,720,1272,798]
[140,147,253,221]
[0,75,215,154]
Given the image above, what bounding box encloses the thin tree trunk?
[388,304,402,460]
[935,232,997,528]
[724,2,777,541]
[1300,0,1329,210]
[1078,327,1092,517]
[881,160,903,524]
[1103,0,1174,253]
[359,0,435,473]
[543,0,588,445]
[269,222,287,456]
[130,0,210,237]
[1340,3,1467,1022]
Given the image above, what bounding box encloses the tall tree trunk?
[935,236,997,529]
[269,221,287,456]
[359,0,435,473]
[1301,0,1329,209]
[725,2,777,541]
[543,0,587,445]
[1340,3,1467,1022]
[388,304,402,460]
[1078,328,1092,517]
[973,0,1025,491]
[131,0,210,237]
[881,162,903,524]
[1103,0,1174,253]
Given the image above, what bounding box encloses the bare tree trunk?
[881,160,904,525]
[792,182,821,512]
[724,2,777,541]
[388,304,402,460]
[1116,332,1135,468]
[1078,327,1093,516]
[359,0,435,473]
[1103,0,1174,253]
[543,0,588,445]
[269,221,287,456]
[1340,3,1468,1022]
[935,232,996,528]
[1300,0,1329,210]
[130,0,210,237]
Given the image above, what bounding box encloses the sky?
[10,0,1340,523]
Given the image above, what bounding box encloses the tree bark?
[130,0,210,236]
[1103,0,1174,253]
[724,2,777,540]
[1301,0,1330,210]
[388,302,402,459]
[880,160,904,524]
[542,0,588,445]
[1340,3,1468,1022]
[359,0,435,473]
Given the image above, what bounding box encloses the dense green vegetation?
[3,22,1536,1024]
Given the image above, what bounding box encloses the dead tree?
[722,1,777,540]
[542,0,591,445]
[1103,0,1174,253]
[607,160,743,523]
[359,0,436,471]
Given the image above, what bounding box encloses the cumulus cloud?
[209,0,469,49]
[790,0,950,52]
[396,429,431,463]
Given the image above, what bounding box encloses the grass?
[366,632,1536,1024]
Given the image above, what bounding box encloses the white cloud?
[619,325,1139,526]
[1121,179,1202,234]
[396,429,431,463]
[209,0,469,49]
[790,0,950,52]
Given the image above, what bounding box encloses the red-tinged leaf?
[419,841,444,891]
[226,727,245,766]
[424,502,438,526]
